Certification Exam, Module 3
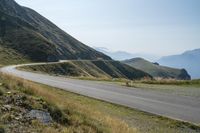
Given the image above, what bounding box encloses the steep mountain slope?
[158,49,200,79]
[123,58,191,80]
[0,0,111,62]
[22,60,152,80]
[0,44,29,65]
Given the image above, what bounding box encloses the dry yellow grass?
[2,73,199,133]
[0,73,137,133]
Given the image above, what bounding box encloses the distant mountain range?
[123,58,191,80]
[94,47,160,61]
[96,47,200,79]
[0,0,111,62]
[158,49,200,79]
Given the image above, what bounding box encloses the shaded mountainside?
[158,49,200,79]
[22,60,152,80]
[0,0,111,62]
[123,58,191,80]
[0,44,29,65]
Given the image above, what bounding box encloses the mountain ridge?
[0,0,111,62]
[158,48,200,79]
[123,57,191,80]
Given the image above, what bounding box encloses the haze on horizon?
[16,0,200,57]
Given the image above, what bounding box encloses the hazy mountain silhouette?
[158,49,200,79]
[94,47,159,61]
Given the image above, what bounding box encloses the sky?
[15,0,200,56]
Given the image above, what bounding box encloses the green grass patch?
[138,79,200,86]
[0,125,5,133]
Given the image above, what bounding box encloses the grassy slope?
[1,74,200,133]
[123,58,190,80]
[21,60,152,80]
[0,10,59,62]
[0,44,29,66]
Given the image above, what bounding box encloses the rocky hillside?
[0,76,69,133]
[123,58,191,80]
[22,60,152,80]
[0,0,111,62]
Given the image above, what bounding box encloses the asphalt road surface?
[1,63,200,124]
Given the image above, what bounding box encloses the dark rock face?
[178,69,191,80]
[153,62,159,66]
[0,0,111,61]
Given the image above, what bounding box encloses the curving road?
[1,63,200,124]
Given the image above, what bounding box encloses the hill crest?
[123,58,191,80]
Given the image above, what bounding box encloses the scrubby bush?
[0,125,5,133]
[47,103,69,125]
[0,88,3,96]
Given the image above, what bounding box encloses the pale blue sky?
[15,0,200,56]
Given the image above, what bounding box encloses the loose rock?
[26,110,52,124]
[1,105,12,111]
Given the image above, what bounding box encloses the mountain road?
[1,63,200,124]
